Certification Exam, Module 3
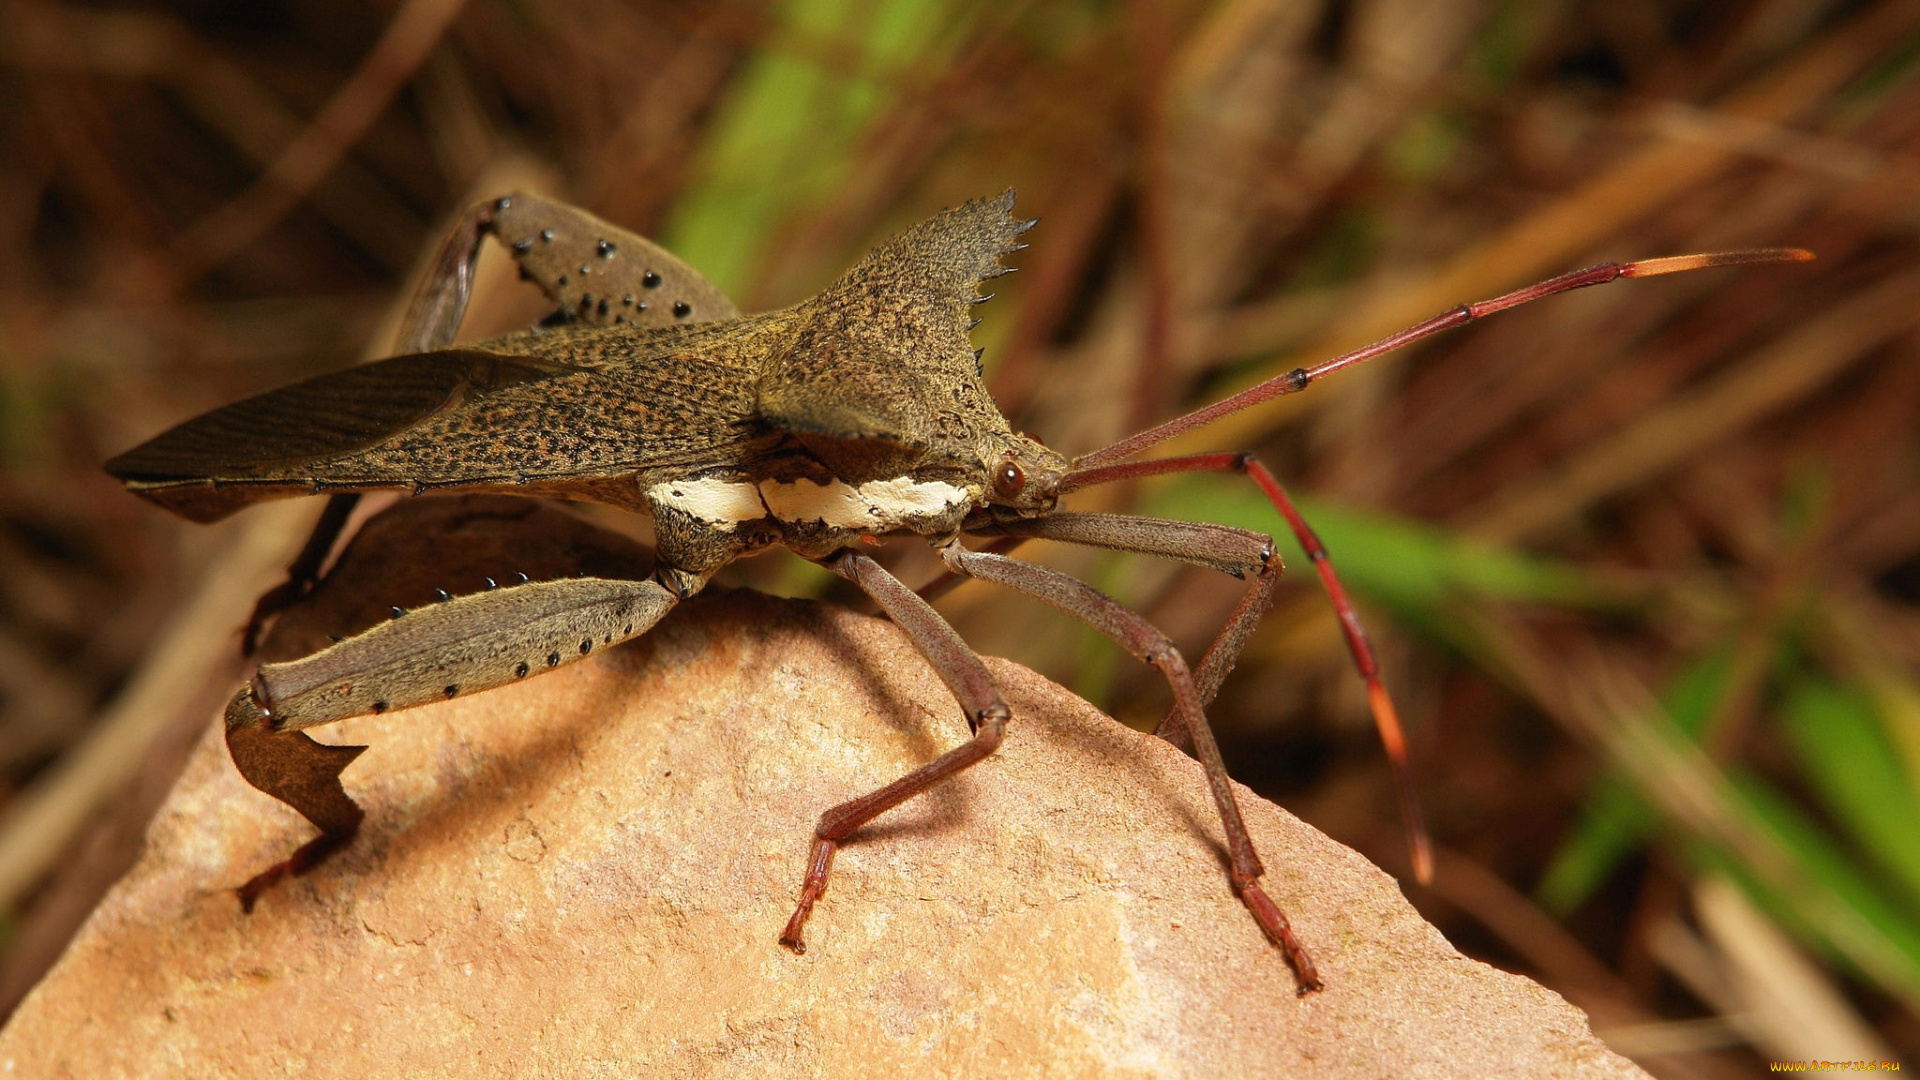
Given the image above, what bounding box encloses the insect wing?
[105,349,591,521]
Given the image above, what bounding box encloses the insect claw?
[435,588,452,602]
[483,577,499,590]
[972,293,995,304]
[516,571,531,583]
[329,635,343,643]
[390,605,407,618]
[967,317,983,331]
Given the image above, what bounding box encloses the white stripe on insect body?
[646,474,971,531]
[763,475,973,530]
[756,477,868,529]
[760,476,970,531]
[647,477,766,527]
[852,476,973,521]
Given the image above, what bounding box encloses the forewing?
[110,194,760,524]
[109,319,771,524]
[106,349,589,521]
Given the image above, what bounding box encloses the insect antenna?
[1074,247,1814,471]
[1059,245,1813,886]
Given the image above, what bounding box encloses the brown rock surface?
[0,588,1644,1078]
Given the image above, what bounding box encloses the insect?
[106,190,1808,993]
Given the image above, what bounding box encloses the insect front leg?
[939,544,1321,993]
[779,551,1011,954]
[227,573,684,909]
[1061,451,1431,882]
[966,510,1282,731]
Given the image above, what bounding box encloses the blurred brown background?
[2,0,1918,1073]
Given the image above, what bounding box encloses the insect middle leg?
[780,550,1010,954]
[939,544,1321,993]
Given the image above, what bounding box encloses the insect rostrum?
[105,189,1809,995]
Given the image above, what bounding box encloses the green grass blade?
[1144,477,1635,622]
[1535,647,1735,914]
[665,0,973,297]
[1778,675,1920,910]
[1716,771,1920,1005]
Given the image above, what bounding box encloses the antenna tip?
[1624,247,1816,277]
[1411,838,1435,886]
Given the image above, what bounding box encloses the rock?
[0,588,1645,1078]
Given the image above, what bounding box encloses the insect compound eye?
[992,459,1026,499]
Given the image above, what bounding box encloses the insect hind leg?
[225,686,367,910]
[228,572,683,910]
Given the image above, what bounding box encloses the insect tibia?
[224,685,367,838]
[254,576,680,732]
